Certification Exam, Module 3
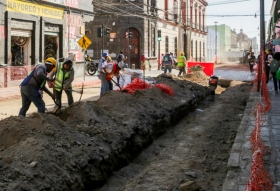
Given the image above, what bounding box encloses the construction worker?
[98,52,109,96]
[48,58,74,110]
[105,61,122,90]
[208,75,219,101]
[163,52,173,73]
[18,57,56,116]
[177,51,187,77]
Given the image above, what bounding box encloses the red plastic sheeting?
[122,79,174,96]
[187,62,214,76]
[153,84,174,96]
[123,78,150,94]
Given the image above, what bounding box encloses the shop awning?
[44,32,59,36]
[11,29,31,37]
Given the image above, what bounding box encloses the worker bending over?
[18,57,56,116]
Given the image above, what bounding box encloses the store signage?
[110,33,116,39]
[77,35,91,50]
[7,0,64,19]
[42,0,80,8]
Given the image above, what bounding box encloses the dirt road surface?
[0,63,253,191]
[0,86,101,120]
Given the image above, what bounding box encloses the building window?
[165,36,169,53]
[195,40,197,61]
[165,0,168,20]
[191,40,193,57]
[203,42,205,58]
[195,9,197,24]
[190,6,192,24]
[199,41,201,61]
[174,37,177,56]
[152,27,155,56]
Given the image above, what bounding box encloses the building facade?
[87,0,207,69]
[206,27,220,62]
[0,0,93,87]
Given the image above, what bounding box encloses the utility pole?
[214,21,218,64]
[258,0,265,92]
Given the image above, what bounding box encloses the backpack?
[270,59,280,73]
[117,54,122,62]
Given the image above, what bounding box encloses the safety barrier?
[245,51,273,191]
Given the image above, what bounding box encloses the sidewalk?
[222,79,280,190]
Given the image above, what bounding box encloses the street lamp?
[214,21,218,64]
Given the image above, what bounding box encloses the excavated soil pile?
[0,73,211,191]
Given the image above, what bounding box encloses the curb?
[222,91,261,191]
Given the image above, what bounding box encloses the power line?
[208,0,250,6]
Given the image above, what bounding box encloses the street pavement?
[0,66,278,190]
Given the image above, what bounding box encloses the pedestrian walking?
[48,58,74,110]
[265,49,274,83]
[248,52,256,73]
[117,51,125,65]
[163,52,173,74]
[141,54,146,70]
[177,52,187,77]
[170,52,177,66]
[270,52,280,94]
[18,57,56,116]
[159,53,164,70]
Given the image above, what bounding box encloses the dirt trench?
[0,72,252,191]
[96,80,252,191]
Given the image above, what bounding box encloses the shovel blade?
[53,104,59,113]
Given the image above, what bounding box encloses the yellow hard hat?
[180,51,184,55]
[45,57,57,71]
[107,56,112,62]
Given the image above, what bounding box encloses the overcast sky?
[206,0,273,41]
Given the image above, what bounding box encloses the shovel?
[65,83,84,102]
[66,89,83,94]
[52,85,60,113]
[111,78,123,92]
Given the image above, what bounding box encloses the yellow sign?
[77,35,92,50]
[7,0,64,20]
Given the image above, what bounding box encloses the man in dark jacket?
[163,52,173,74]
[19,57,56,116]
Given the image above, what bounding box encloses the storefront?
[11,26,32,66]
[0,0,93,88]
[44,24,61,61]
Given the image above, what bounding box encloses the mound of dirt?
[0,73,210,190]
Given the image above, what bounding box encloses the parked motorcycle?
[85,55,98,75]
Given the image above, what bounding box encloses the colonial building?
[0,0,93,87]
[87,0,207,69]
[206,27,220,62]
[236,29,251,52]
